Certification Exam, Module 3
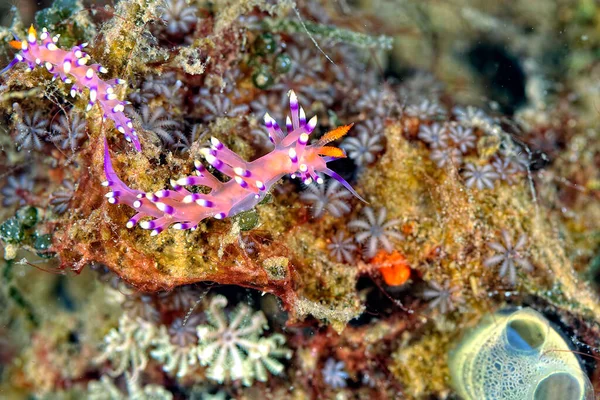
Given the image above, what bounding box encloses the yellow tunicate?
[449,307,594,400]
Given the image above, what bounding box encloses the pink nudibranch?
[2,25,140,150]
[103,90,365,235]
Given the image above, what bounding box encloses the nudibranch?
[103,90,365,235]
[1,25,140,150]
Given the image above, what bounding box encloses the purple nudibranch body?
[103,91,365,235]
[2,26,140,150]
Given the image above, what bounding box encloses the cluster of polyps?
[103,91,364,235]
[1,26,140,150]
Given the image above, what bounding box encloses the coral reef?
[1,0,600,399]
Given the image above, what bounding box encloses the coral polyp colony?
[103,91,360,235]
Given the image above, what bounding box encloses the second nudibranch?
[1,25,140,150]
[103,90,365,235]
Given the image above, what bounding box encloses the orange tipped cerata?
[317,123,354,147]
[317,146,346,159]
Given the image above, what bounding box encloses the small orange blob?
[401,221,415,236]
[372,250,411,286]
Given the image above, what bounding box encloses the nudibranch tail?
[2,25,140,151]
[103,90,365,235]
[321,168,367,203]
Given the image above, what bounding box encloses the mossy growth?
[390,330,453,399]
[262,17,393,50]
[356,121,600,320]
[262,256,289,280]
[95,0,167,71]
[34,0,95,48]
